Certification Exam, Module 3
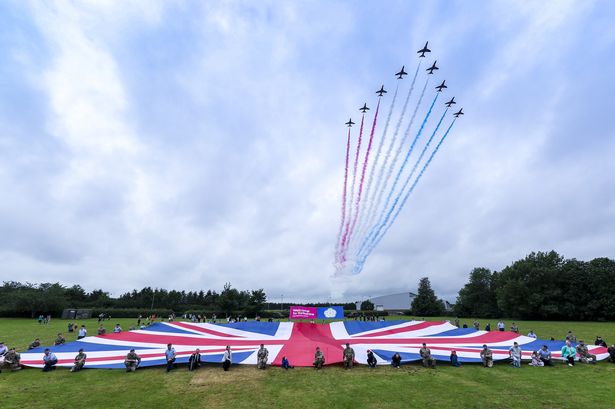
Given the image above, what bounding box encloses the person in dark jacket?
[595,336,607,347]
[281,356,294,369]
[391,352,402,368]
[366,350,377,368]
[188,348,201,371]
[450,350,461,367]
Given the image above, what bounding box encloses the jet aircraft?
[417,42,431,57]
[426,61,439,74]
[435,80,447,92]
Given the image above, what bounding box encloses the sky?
[1,0,614,303]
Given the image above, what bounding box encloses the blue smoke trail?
[348,83,399,252]
[353,118,457,273]
[366,77,430,236]
[354,63,421,249]
[356,92,440,260]
[359,107,449,259]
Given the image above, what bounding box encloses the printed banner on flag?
[317,306,344,319]
[289,306,317,319]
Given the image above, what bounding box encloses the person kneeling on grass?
[3,348,21,371]
[420,343,436,369]
[608,344,615,363]
[222,346,232,371]
[576,340,597,364]
[480,345,493,368]
[313,347,325,370]
[188,348,202,371]
[391,352,402,368]
[71,349,87,372]
[367,350,377,368]
[165,343,176,372]
[509,342,522,368]
[450,350,461,367]
[561,340,576,367]
[42,349,58,372]
[124,349,141,372]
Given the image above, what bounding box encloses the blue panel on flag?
[317,306,344,319]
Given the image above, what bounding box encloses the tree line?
[0,282,269,318]
[453,251,615,320]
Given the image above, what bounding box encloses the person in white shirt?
[77,325,87,339]
[497,321,505,332]
[222,346,232,371]
[527,330,537,339]
[113,324,122,333]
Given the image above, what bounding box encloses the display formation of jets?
[346,41,463,127]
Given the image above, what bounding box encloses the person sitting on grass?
[113,324,122,333]
[485,323,491,331]
[608,344,615,363]
[510,323,519,333]
[313,347,325,370]
[71,349,87,372]
[509,342,522,368]
[594,336,607,348]
[561,340,576,366]
[3,348,21,371]
[281,356,294,369]
[391,352,402,368]
[527,330,537,339]
[42,349,58,372]
[366,350,377,368]
[480,344,493,368]
[28,338,41,350]
[576,340,597,364]
[450,350,461,367]
[188,348,202,371]
[124,349,141,372]
[54,333,65,346]
[97,324,106,335]
[539,345,553,366]
[565,331,576,343]
[77,325,87,340]
[529,351,543,367]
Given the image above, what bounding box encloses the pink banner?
[289,306,317,319]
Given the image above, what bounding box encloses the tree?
[411,277,444,316]
[360,300,374,311]
[454,268,499,317]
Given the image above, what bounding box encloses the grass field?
[1,316,614,409]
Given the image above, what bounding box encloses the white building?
[357,292,418,311]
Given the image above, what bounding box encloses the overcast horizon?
[1,1,614,304]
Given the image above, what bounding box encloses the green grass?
[1,317,614,408]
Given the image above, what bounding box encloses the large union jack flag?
[20,320,609,368]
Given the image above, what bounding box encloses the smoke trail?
[339,113,365,262]
[334,127,352,265]
[353,119,457,273]
[344,98,381,256]
[356,92,440,260]
[355,64,422,246]
[360,107,449,259]
[350,83,399,249]
[360,76,429,248]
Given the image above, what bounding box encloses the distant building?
[357,292,418,311]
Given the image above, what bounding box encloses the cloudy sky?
[1,1,614,303]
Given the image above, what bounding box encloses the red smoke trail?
[334,126,352,264]
[344,98,381,255]
[339,113,365,262]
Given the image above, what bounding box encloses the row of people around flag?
[4,339,615,373]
